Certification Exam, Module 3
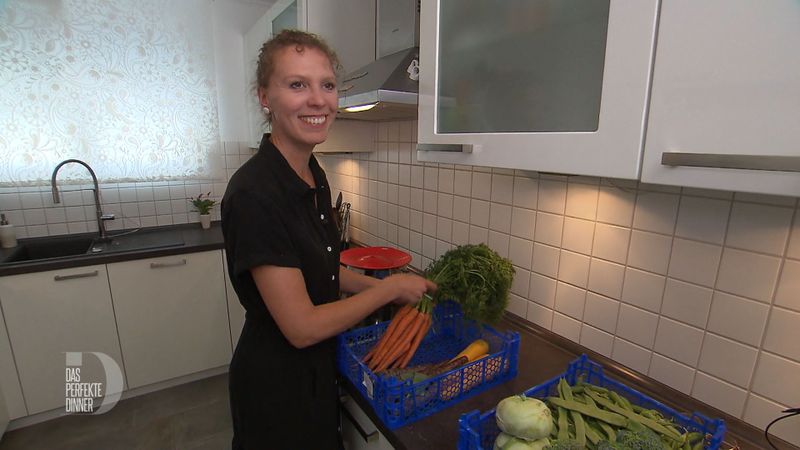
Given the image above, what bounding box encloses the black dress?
[222,135,342,450]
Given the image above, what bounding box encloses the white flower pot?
[199,214,212,230]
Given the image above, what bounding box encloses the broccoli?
[545,439,584,450]
[596,440,626,450]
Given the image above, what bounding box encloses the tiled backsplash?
[0,142,253,239]
[317,120,800,445]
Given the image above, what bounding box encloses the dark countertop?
[0,223,224,277]
[341,313,798,450]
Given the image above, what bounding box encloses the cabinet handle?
[149,259,187,269]
[340,403,379,443]
[661,152,800,172]
[54,270,99,281]
[417,143,475,153]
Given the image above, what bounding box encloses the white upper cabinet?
[417,0,659,179]
[641,0,800,197]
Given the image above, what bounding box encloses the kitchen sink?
[3,236,95,263]
[1,229,185,264]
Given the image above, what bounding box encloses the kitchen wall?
[316,120,800,445]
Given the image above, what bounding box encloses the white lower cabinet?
[107,251,231,389]
[0,300,25,425]
[222,250,245,350]
[0,265,124,414]
[341,394,395,450]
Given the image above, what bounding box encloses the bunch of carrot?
[363,295,433,373]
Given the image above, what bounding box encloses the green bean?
[584,390,683,441]
[547,397,628,427]
[559,379,587,447]
[557,406,569,441]
[583,419,604,445]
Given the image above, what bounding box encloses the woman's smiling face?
[259,45,338,152]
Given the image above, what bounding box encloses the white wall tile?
[436,216,452,241]
[633,192,679,234]
[491,174,514,204]
[513,176,538,210]
[588,259,625,300]
[527,302,553,329]
[584,292,619,333]
[675,196,730,245]
[538,180,567,214]
[558,250,590,288]
[422,235,436,258]
[468,225,487,245]
[763,307,800,362]
[409,210,422,232]
[452,196,470,223]
[692,372,747,417]
[612,338,651,374]
[734,192,797,207]
[726,202,794,255]
[534,212,563,247]
[648,353,695,394]
[787,216,800,260]
[529,273,557,308]
[628,230,672,275]
[454,170,472,197]
[617,304,659,348]
[469,199,490,228]
[422,189,437,214]
[437,193,453,218]
[398,165,411,186]
[716,248,781,302]
[565,182,598,220]
[510,207,536,240]
[552,312,582,341]
[743,394,800,446]
[751,353,800,405]
[471,172,492,201]
[707,292,769,346]
[487,230,510,258]
[489,203,512,233]
[561,217,594,255]
[511,269,530,298]
[654,318,704,366]
[554,282,586,320]
[661,279,713,328]
[681,187,733,200]
[580,325,613,357]
[775,258,800,312]
[19,192,43,209]
[592,223,630,264]
[44,207,67,224]
[438,168,454,193]
[698,333,758,387]
[596,186,636,227]
[507,293,527,318]
[422,212,436,236]
[532,243,560,278]
[508,236,533,270]
[423,167,438,191]
[668,238,721,287]
[621,268,665,313]
[0,193,21,211]
[451,221,468,245]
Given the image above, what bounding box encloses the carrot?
[369,308,419,371]
[375,340,410,373]
[398,312,431,368]
[389,312,429,370]
[363,305,412,363]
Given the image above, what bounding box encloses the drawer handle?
[340,403,379,443]
[661,152,800,172]
[54,270,99,281]
[149,259,187,269]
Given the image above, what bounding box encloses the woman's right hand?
[380,273,437,305]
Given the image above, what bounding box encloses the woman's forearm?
[339,266,380,294]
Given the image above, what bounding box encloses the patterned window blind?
[0,0,222,185]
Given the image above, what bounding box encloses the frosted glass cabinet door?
[418,0,658,179]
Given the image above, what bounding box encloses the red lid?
[340,247,412,270]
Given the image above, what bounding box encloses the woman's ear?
[257,86,269,109]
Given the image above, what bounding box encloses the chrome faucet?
[51,159,115,240]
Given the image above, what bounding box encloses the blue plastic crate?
[458,354,726,450]
[337,302,520,429]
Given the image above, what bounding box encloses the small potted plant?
[190,192,217,229]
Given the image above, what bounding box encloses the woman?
[221,30,436,450]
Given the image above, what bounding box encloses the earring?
[262,106,271,115]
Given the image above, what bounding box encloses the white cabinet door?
[306,0,375,75]
[108,251,231,389]
[641,0,800,197]
[340,394,394,450]
[0,303,25,420]
[417,0,658,179]
[222,251,245,350]
[0,266,124,414]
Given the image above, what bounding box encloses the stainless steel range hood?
[337,0,419,121]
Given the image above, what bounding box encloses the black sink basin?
[90,229,184,254]
[3,236,95,263]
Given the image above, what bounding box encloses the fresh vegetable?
[425,243,515,323]
[496,395,554,441]
[494,432,551,450]
[452,338,490,363]
[544,439,584,450]
[363,298,434,372]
